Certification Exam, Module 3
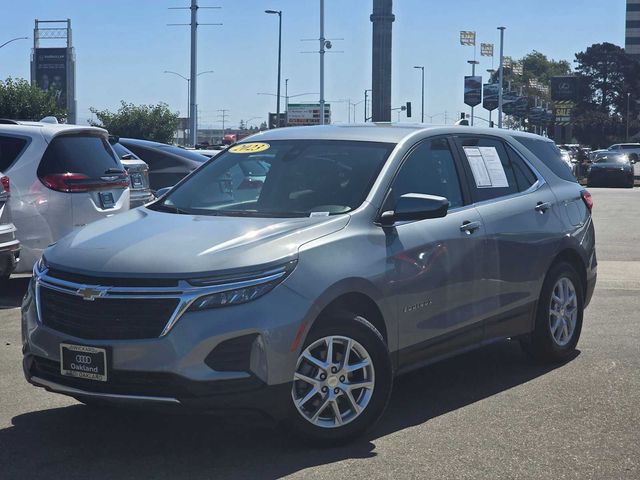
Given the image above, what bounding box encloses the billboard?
[33,48,68,108]
[287,103,331,126]
[483,83,499,111]
[551,76,580,102]
[464,76,482,107]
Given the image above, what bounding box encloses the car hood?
[45,208,350,277]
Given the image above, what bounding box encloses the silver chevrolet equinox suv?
[23,124,596,443]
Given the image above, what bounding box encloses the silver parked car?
[108,137,155,207]
[0,173,20,281]
[23,125,596,443]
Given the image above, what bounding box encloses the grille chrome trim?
[33,263,290,338]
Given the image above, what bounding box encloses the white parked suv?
[0,120,130,273]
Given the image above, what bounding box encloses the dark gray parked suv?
[22,125,596,443]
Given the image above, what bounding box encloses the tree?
[259,121,268,131]
[0,77,66,121]
[238,119,246,130]
[572,43,640,146]
[89,101,180,143]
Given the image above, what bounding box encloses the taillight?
[40,172,129,193]
[581,190,593,212]
[0,176,9,193]
[238,178,263,189]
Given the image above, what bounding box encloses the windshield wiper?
[147,203,189,214]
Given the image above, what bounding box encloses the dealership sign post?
[286,103,331,126]
[464,74,482,126]
[30,19,77,123]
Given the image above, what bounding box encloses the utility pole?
[371,0,394,122]
[497,26,506,129]
[217,109,230,139]
[168,2,221,146]
[319,0,326,125]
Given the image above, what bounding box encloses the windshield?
[594,154,629,164]
[153,140,394,217]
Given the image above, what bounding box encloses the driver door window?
[391,137,464,209]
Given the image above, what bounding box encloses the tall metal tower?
[370,0,394,122]
[626,0,640,61]
[31,19,77,123]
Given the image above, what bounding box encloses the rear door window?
[38,134,122,178]
[456,136,519,202]
[0,135,28,171]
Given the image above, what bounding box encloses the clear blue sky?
[0,0,628,128]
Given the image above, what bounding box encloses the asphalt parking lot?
[1,187,638,480]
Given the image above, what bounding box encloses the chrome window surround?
[33,262,292,338]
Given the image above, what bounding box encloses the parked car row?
[0,119,211,279]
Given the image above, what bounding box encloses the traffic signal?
[460,112,466,120]
[406,102,412,118]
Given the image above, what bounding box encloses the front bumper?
[24,354,291,418]
[21,267,314,419]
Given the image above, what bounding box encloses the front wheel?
[286,314,392,445]
[521,262,584,362]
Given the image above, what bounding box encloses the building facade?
[627,0,640,60]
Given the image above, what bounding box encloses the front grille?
[39,286,179,340]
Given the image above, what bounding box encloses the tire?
[286,314,393,445]
[521,262,584,362]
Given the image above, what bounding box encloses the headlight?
[187,260,296,311]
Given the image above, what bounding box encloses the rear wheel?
[521,262,584,362]
[287,314,392,445]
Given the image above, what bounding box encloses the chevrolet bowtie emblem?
[76,287,107,301]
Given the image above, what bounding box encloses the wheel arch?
[549,248,588,297]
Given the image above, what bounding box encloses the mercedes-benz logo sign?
[75,354,93,364]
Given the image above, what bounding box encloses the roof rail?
[0,119,19,125]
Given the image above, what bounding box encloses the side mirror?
[155,186,173,198]
[380,193,449,226]
[108,135,119,145]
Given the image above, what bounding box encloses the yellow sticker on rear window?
[228,142,270,154]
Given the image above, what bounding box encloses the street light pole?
[0,36,28,50]
[627,92,631,142]
[285,78,289,126]
[265,10,283,127]
[497,26,506,129]
[413,66,425,123]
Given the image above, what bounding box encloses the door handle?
[460,220,481,234]
[535,201,552,214]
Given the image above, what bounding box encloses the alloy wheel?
[548,277,578,347]
[292,335,375,428]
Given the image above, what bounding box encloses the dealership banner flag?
[460,31,476,46]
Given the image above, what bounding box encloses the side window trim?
[378,135,470,216]
[504,141,546,193]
